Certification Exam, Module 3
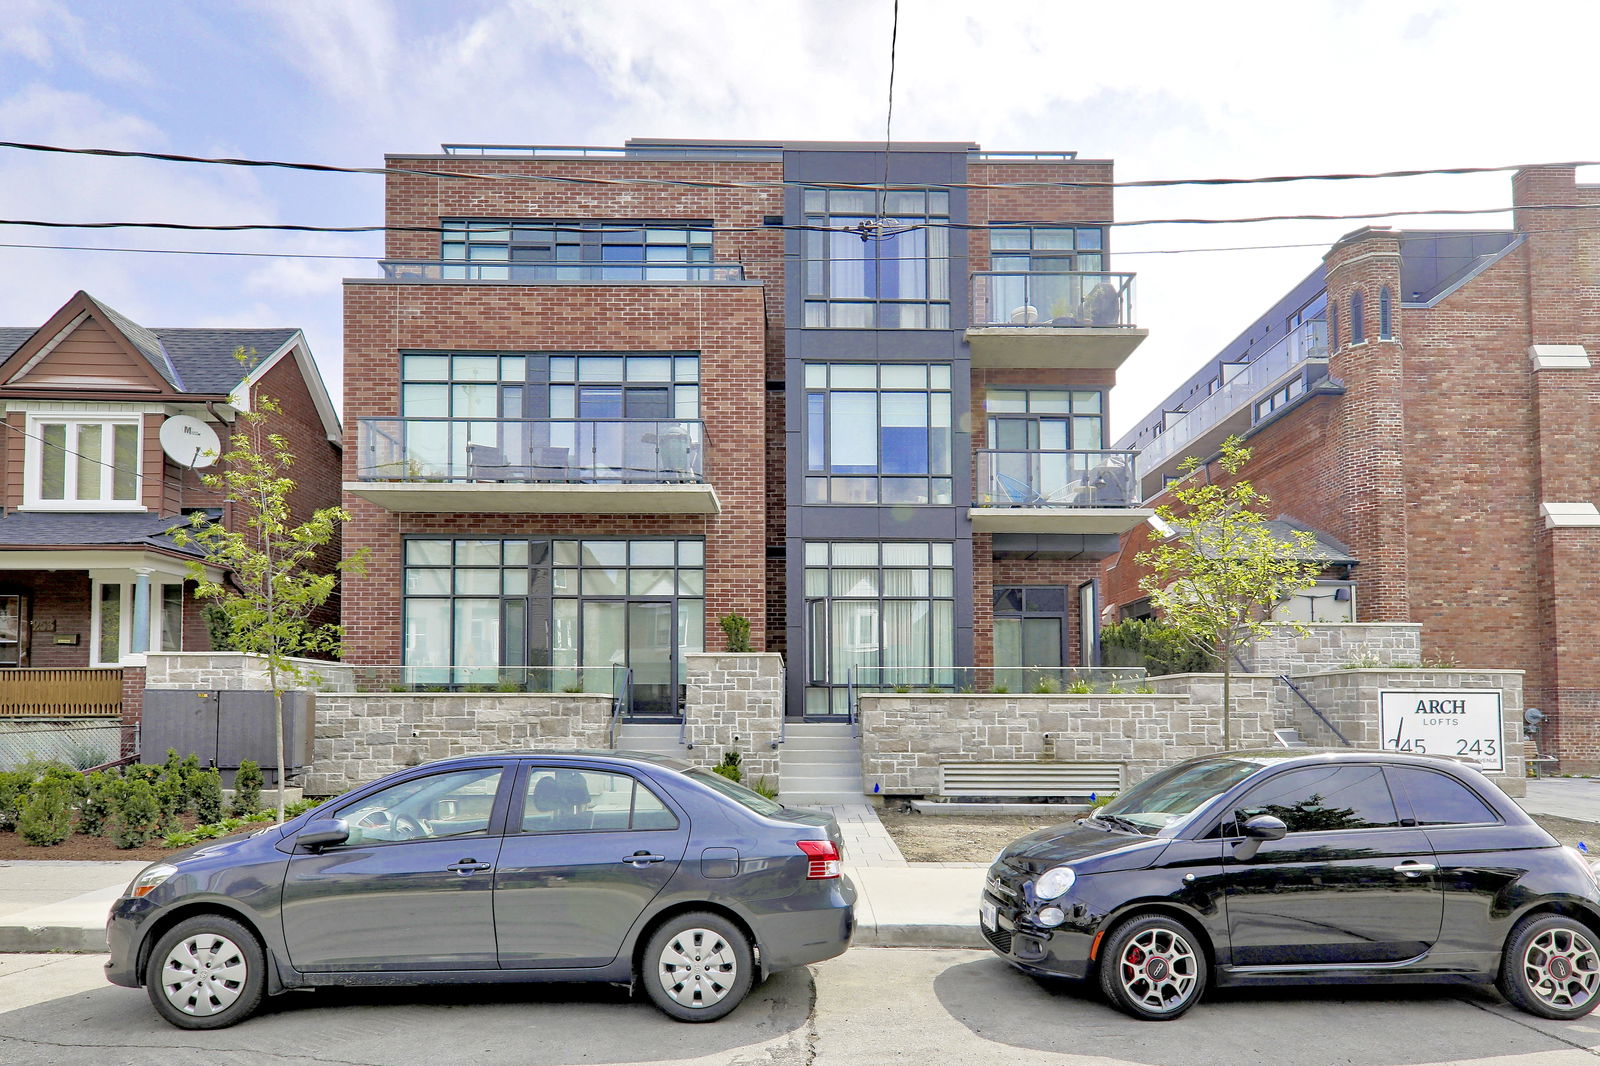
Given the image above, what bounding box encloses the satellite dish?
[160,415,221,469]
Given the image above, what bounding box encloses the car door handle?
[446,861,492,874]
[1394,861,1437,875]
[622,852,667,867]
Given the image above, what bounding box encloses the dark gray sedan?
[106,751,855,1028]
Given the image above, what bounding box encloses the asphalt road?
[7,948,1600,1066]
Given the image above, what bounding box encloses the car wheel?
[1097,914,1208,1021]
[1499,913,1600,1019]
[641,912,754,1022]
[144,914,267,1030]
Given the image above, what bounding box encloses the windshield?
[1096,758,1261,833]
[685,767,785,817]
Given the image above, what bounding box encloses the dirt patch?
[0,830,177,862]
[878,808,1600,864]
[878,809,1073,863]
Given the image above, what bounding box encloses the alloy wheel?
[1523,926,1600,1011]
[1116,925,1200,1014]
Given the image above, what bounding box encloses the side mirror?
[296,818,349,853]
[1233,814,1288,861]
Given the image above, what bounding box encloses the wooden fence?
[0,668,123,717]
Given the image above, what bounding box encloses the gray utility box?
[142,689,314,786]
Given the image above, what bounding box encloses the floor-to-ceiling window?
[803,541,955,715]
[803,363,953,504]
[402,537,704,714]
[993,586,1068,688]
[440,220,715,281]
[801,190,950,328]
[982,387,1107,504]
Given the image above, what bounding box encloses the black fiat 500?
[981,749,1600,1020]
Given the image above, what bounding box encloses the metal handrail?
[378,259,746,283]
[1278,674,1354,747]
[610,666,632,748]
[974,448,1138,508]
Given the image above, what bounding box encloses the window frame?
[1349,289,1366,346]
[1385,765,1501,828]
[1221,763,1404,836]
[802,362,954,505]
[89,577,184,664]
[325,765,512,850]
[801,187,952,329]
[512,764,682,836]
[23,414,143,511]
[439,219,716,281]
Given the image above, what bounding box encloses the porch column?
[131,568,152,654]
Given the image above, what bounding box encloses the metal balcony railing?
[970,271,1136,329]
[356,418,706,484]
[975,449,1139,508]
[377,260,746,283]
[1136,319,1330,476]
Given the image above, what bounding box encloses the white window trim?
[22,413,145,511]
[90,578,183,665]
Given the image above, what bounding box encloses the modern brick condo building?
[341,139,1151,736]
[1110,167,1600,769]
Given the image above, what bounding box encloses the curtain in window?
[882,600,929,686]
[830,601,879,686]
[830,393,878,473]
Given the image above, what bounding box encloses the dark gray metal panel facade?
[781,148,974,717]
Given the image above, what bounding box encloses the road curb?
[0,925,107,953]
[852,923,985,949]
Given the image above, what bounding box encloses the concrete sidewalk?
[7,779,1596,957]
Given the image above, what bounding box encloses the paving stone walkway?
[816,803,907,867]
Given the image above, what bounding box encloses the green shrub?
[155,773,185,834]
[751,777,779,800]
[230,760,263,818]
[1099,618,1217,677]
[1065,679,1095,694]
[1134,682,1157,694]
[202,602,236,651]
[162,830,200,849]
[1033,676,1060,694]
[77,771,116,837]
[283,796,325,819]
[713,750,742,783]
[0,770,28,832]
[109,778,162,849]
[991,684,1010,694]
[719,613,752,653]
[18,779,74,846]
[192,768,224,824]
[179,753,203,809]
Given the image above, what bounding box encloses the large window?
[27,417,140,509]
[985,388,1104,451]
[402,537,704,716]
[988,226,1110,325]
[802,189,950,328]
[804,363,953,504]
[440,220,714,280]
[803,541,955,715]
[993,586,1068,682]
[398,353,701,482]
[91,579,184,664]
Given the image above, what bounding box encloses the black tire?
[144,914,267,1030]
[1097,914,1208,1021]
[1498,913,1600,1019]
[640,912,754,1022]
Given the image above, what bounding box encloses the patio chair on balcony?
[993,472,1047,506]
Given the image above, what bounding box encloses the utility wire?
[4,201,1587,236]
[5,139,1599,192]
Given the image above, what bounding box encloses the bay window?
[28,417,140,508]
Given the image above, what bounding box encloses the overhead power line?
[4,139,1599,192]
[4,200,1591,237]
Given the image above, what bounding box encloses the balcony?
[346,418,720,514]
[971,449,1151,535]
[967,271,1147,369]
[376,260,747,284]
[1134,319,1330,499]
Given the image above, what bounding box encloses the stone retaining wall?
[1288,668,1526,796]
[144,652,354,693]
[859,686,1275,797]
[682,653,782,784]
[304,692,612,795]
[1242,623,1424,676]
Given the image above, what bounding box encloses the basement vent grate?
[939,761,1122,799]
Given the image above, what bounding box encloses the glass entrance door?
[0,595,25,666]
[627,601,675,717]
[993,586,1068,689]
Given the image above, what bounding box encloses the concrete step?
[782,722,855,737]
[781,735,860,752]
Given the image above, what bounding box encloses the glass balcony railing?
[975,449,1139,508]
[970,271,1136,328]
[356,418,706,484]
[377,260,746,283]
[1136,319,1329,476]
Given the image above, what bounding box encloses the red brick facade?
[1105,167,1600,768]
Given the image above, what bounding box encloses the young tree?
[174,390,366,820]
[1136,436,1324,747]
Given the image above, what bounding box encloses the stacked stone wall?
[681,652,782,785]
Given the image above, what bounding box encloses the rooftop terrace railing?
[438,144,783,160]
[356,418,706,484]
[378,260,746,283]
[1135,319,1329,477]
[970,271,1136,329]
[975,449,1139,508]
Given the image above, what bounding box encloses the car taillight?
[797,839,841,879]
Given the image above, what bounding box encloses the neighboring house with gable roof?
[0,290,341,754]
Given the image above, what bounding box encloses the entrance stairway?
[779,722,865,807]
[614,721,688,760]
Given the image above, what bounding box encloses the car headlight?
[127,864,177,898]
[1034,866,1076,901]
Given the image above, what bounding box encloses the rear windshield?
[685,767,785,817]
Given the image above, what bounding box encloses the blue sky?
[3,0,1597,434]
